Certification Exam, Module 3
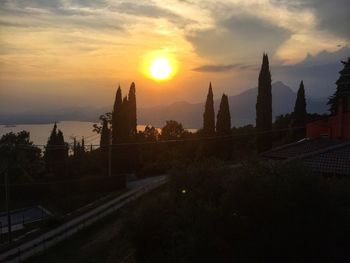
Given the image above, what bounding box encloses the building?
[261,59,350,175]
[307,58,350,139]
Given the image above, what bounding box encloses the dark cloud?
[0,0,106,16]
[69,0,107,9]
[271,0,350,40]
[193,63,254,72]
[186,15,291,61]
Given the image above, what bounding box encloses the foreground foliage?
[126,161,350,263]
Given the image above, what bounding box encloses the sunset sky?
[0,0,349,113]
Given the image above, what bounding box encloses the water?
[0,121,100,146]
[0,121,197,148]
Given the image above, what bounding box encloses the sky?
[0,0,349,113]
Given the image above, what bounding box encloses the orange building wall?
[306,111,350,139]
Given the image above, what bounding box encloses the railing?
[0,176,168,263]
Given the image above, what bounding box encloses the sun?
[149,58,172,80]
[141,51,178,82]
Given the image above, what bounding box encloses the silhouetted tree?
[256,53,272,152]
[120,96,130,141]
[291,81,307,139]
[128,82,137,137]
[0,131,43,183]
[45,123,68,176]
[112,85,122,144]
[160,120,185,140]
[203,82,215,136]
[100,119,110,150]
[93,113,112,134]
[216,94,231,135]
[328,58,350,113]
[143,125,159,141]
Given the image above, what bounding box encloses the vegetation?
[291,80,307,139]
[256,53,272,152]
[216,94,231,135]
[125,161,350,263]
[203,82,215,136]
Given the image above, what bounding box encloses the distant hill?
[138,81,328,128]
[0,82,328,127]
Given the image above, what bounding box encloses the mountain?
[0,82,328,127]
[138,81,328,128]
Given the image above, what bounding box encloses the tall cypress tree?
[112,85,122,144]
[256,53,272,152]
[120,96,130,140]
[128,82,137,137]
[45,123,67,176]
[216,94,231,135]
[100,119,110,150]
[292,81,307,128]
[203,82,215,136]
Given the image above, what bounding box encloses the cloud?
[271,0,350,40]
[192,63,254,72]
[186,14,291,61]
[109,2,190,26]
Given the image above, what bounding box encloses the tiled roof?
[303,145,350,175]
[260,138,344,160]
[260,138,350,175]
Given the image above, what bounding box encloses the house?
[261,58,350,175]
[260,138,350,175]
[307,58,350,139]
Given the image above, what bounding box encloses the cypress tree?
[81,136,85,153]
[292,80,307,130]
[203,82,215,136]
[112,85,122,144]
[100,119,110,150]
[120,96,130,140]
[128,82,137,137]
[216,94,231,135]
[256,53,272,152]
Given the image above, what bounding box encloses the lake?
[0,121,197,148]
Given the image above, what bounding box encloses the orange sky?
[0,0,349,112]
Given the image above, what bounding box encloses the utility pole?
[4,168,12,243]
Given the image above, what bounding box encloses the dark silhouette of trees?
[216,94,231,135]
[100,119,110,150]
[160,120,185,140]
[291,81,307,139]
[128,82,137,137]
[120,96,130,141]
[0,131,43,183]
[328,58,350,113]
[112,85,122,144]
[256,53,272,152]
[45,123,68,176]
[203,82,215,136]
[143,125,159,141]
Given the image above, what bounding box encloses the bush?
[125,160,350,263]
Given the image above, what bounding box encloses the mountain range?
[0,81,328,128]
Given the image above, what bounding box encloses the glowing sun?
[149,58,172,80]
[141,52,178,82]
